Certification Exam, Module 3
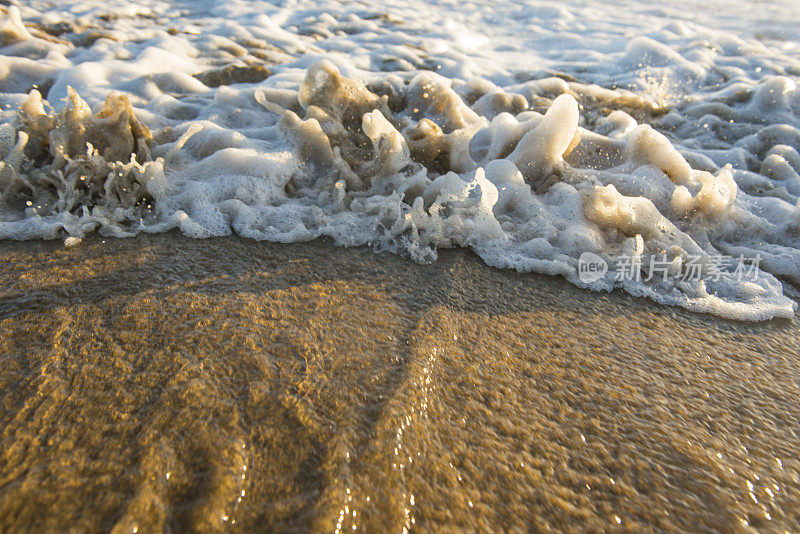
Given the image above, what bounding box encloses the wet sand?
[1,232,799,533]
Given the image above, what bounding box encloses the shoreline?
[1,232,799,531]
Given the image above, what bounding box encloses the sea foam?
[2,0,800,320]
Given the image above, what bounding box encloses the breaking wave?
[2,1,800,320]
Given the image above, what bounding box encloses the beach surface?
[1,234,799,532]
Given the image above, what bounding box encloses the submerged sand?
[1,233,799,532]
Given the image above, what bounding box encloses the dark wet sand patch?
[0,232,799,532]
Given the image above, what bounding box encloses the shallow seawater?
[3,0,800,530]
[1,233,799,532]
[3,0,800,319]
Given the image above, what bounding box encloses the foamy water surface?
[2,0,800,320]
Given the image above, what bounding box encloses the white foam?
[2,0,800,320]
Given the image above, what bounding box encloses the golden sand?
[1,233,799,532]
